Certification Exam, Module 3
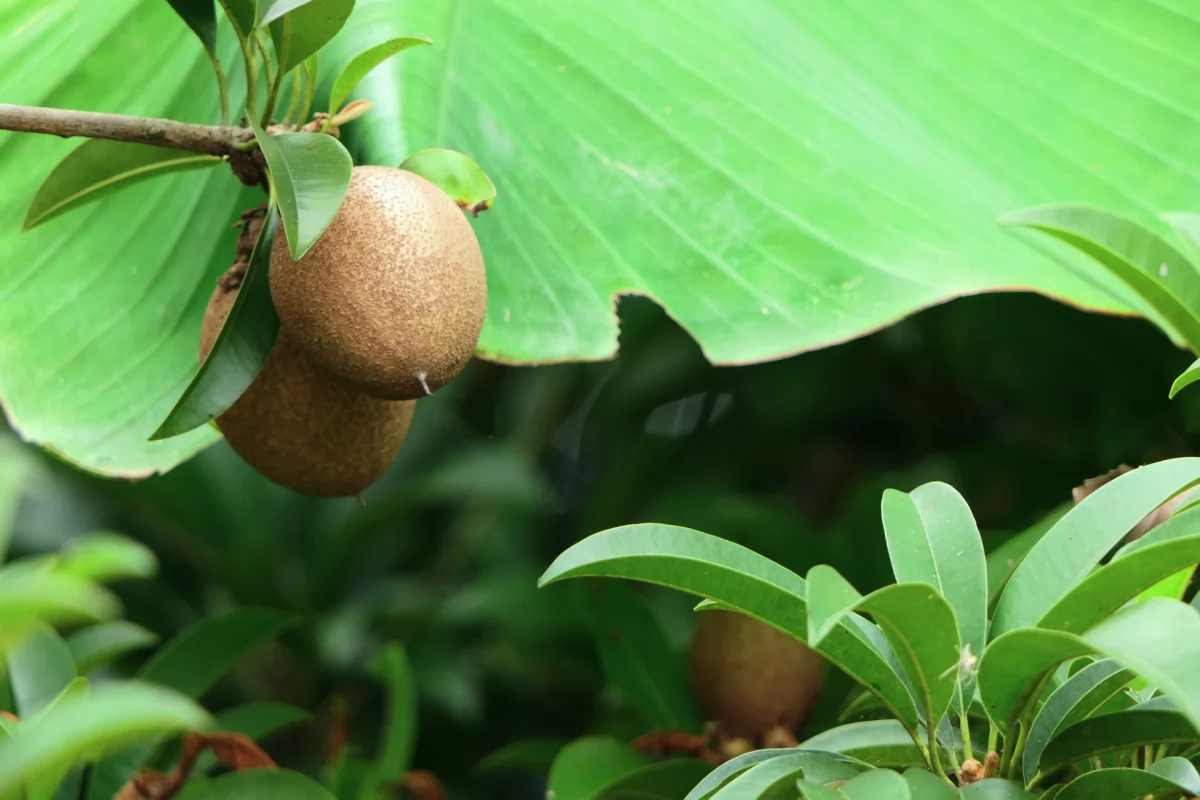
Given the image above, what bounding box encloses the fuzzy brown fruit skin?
[200,282,415,498]
[689,610,823,740]
[269,165,487,401]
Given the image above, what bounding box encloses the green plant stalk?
[1003,720,1030,781]
[957,683,974,762]
[205,51,230,126]
[255,31,279,126]
[987,721,998,754]
[1144,744,1153,768]
[282,68,303,126]
[928,721,945,780]
[238,35,258,122]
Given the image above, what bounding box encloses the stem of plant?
[1004,721,1030,781]
[957,683,974,762]
[238,36,258,123]
[283,69,303,126]
[206,52,231,126]
[987,721,998,754]
[0,104,250,155]
[928,722,945,780]
[299,61,316,125]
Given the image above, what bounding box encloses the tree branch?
[0,104,252,156]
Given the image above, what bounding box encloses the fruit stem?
[0,104,251,156]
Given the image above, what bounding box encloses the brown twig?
[0,104,252,155]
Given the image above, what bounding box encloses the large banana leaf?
[3,0,1199,475]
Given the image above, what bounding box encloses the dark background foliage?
[3,291,1194,796]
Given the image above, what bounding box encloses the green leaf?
[1169,358,1200,399]
[992,459,1200,638]
[1151,757,1200,794]
[0,440,34,565]
[798,721,925,768]
[137,608,298,698]
[958,781,1036,799]
[977,629,1095,734]
[1036,514,1200,635]
[1022,659,1134,785]
[150,206,280,440]
[192,701,310,774]
[217,0,257,38]
[174,768,335,799]
[7,625,75,718]
[1040,708,1199,776]
[986,506,1069,611]
[399,148,496,214]
[22,140,221,232]
[56,532,157,583]
[328,36,431,116]
[796,779,850,800]
[999,205,1200,352]
[539,524,919,732]
[839,769,911,800]
[260,0,314,25]
[684,750,854,800]
[1081,599,1200,730]
[474,737,566,775]
[167,0,217,51]
[881,483,986,696]
[66,621,159,674]
[267,0,353,77]
[709,753,858,800]
[597,760,712,799]
[369,641,417,782]
[0,682,210,791]
[249,118,351,260]
[902,768,959,800]
[0,569,118,652]
[807,571,960,731]
[584,580,703,733]
[1055,767,1193,800]
[24,678,90,800]
[805,565,864,648]
[546,736,649,800]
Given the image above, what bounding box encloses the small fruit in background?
[688,610,823,741]
[200,272,415,498]
[270,165,487,401]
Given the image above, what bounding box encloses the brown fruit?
[200,279,414,497]
[689,610,823,739]
[269,165,487,400]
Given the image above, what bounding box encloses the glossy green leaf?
[1055,767,1191,800]
[992,459,1200,637]
[22,141,222,232]
[597,759,712,799]
[807,571,960,729]
[1169,358,1200,399]
[903,768,959,800]
[1082,599,1200,730]
[1037,517,1200,634]
[7,625,75,718]
[1152,757,1200,794]
[57,532,157,583]
[400,148,496,214]
[585,580,703,733]
[164,0,228,122]
[798,721,925,768]
[175,768,335,799]
[267,0,353,77]
[977,629,1095,733]
[796,779,850,800]
[881,483,986,695]
[0,683,210,791]
[1040,708,1198,775]
[546,736,649,800]
[838,689,891,723]
[986,505,1069,612]
[683,750,855,800]
[958,781,1035,800]
[66,621,159,674]
[708,753,856,800]
[0,569,118,651]
[474,737,567,775]
[250,119,351,260]
[137,607,298,698]
[1022,659,1134,785]
[151,207,279,439]
[192,702,311,774]
[839,769,911,800]
[217,0,257,38]
[260,0,314,25]
[539,524,920,732]
[24,678,89,800]
[369,641,417,781]
[1000,205,1200,352]
[328,36,431,116]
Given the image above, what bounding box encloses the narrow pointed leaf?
[174,768,335,799]
[1170,358,1200,399]
[992,459,1200,637]
[400,148,496,214]
[1000,205,1200,352]
[167,0,218,51]
[57,532,157,583]
[23,140,221,232]
[66,621,159,674]
[839,769,911,800]
[709,753,852,800]
[329,36,432,116]
[267,0,354,77]
[799,721,924,768]
[597,759,712,798]
[0,683,210,791]
[1041,708,1198,775]
[249,118,351,260]
[0,570,118,652]
[25,678,89,800]
[217,0,257,38]
[8,625,75,719]
[977,629,1095,733]
[540,524,919,731]
[584,580,703,733]
[370,642,417,781]
[806,565,863,648]
[986,505,1069,611]
[260,0,315,26]
[1021,659,1134,785]
[150,207,280,439]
